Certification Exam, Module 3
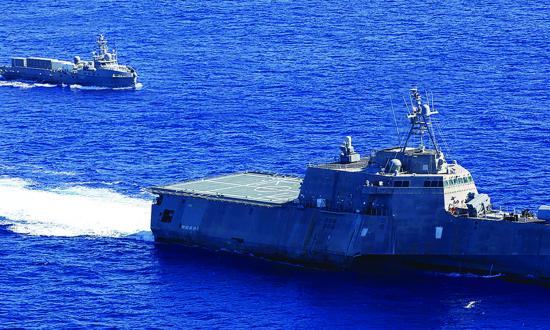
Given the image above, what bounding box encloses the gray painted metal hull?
[149,89,549,280]
[151,193,550,279]
[0,67,136,88]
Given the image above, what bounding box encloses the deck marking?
[160,173,301,203]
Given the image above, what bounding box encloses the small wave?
[0,80,57,89]
[5,164,78,177]
[34,83,57,88]
[0,164,16,170]
[0,177,151,238]
[464,300,479,309]
[114,82,143,91]
[28,166,78,177]
[125,230,155,242]
[442,272,503,279]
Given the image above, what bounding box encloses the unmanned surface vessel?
[0,35,138,88]
[150,89,550,278]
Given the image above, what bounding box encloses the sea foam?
[0,177,152,239]
[0,80,57,89]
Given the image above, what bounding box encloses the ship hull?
[151,194,550,279]
[0,67,136,88]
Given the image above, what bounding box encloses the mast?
[97,34,108,56]
[400,88,441,155]
[93,34,117,63]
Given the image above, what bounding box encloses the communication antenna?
[400,87,441,155]
[390,97,401,146]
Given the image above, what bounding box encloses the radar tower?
[400,88,441,155]
[93,34,117,63]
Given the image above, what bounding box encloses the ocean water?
[0,0,549,328]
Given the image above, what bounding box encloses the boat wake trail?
[0,80,142,91]
[0,177,152,240]
[115,82,143,91]
[0,80,57,89]
[440,272,503,279]
[68,82,143,91]
[68,84,110,91]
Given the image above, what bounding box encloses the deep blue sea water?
[0,0,549,328]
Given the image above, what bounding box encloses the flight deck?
[150,172,302,204]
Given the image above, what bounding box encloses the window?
[393,181,410,188]
[425,180,442,188]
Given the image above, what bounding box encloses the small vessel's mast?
[401,88,441,154]
[97,34,108,55]
[93,34,117,63]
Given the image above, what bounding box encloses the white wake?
[69,82,143,91]
[0,177,152,239]
[68,84,110,91]
[0,80,143,91]
[0,80,57,89]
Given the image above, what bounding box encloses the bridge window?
[393,181,411,188]
[443,176,476,187]
[424,180,442,188]
[365,207,387,216]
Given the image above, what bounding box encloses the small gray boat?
[0,35,138,88]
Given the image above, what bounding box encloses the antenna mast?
[97,34,108,55]
[400,87,441,155]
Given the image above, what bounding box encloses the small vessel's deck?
[151,172,302,204]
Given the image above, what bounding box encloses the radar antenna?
[93,34,117,63]
[96,34,108,55]
[400,87,441,155]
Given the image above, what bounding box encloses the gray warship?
[0,35,137,88]
[149,88,550,279]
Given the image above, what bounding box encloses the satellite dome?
[388,158,402,173]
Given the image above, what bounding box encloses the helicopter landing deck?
[150,172,302,204]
